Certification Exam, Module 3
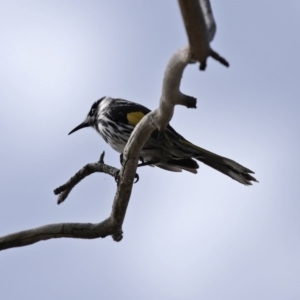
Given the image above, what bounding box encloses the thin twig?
[54,152,118,204]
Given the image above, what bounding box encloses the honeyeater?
[69,96,258,185]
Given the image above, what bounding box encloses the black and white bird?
[69,96,258,185]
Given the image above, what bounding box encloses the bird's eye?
[89,100,101,116]
[89,107,96,116]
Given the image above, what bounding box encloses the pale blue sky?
[0,1,299,299]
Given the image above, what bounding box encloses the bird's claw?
[134,173,139,183]
[114,170,139,184]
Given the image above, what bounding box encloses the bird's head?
[68,97,106,135]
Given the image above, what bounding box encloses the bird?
[69,96,258,185]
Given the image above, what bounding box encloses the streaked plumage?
[69,96,258,185]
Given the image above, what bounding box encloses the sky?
[0,1,300,299]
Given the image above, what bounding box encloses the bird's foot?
[114,170,139,185]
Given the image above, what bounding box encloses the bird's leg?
[114,170,139,185]
[114,155,159,183]
[137,161,156,167]
[138,156,147,166]
[137,157,161,168]
[119,153,124,165]
[115,153,139,184]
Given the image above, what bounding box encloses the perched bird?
[69,96,258,185]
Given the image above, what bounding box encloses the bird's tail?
[182,140,258,185]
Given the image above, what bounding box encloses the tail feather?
[181,140,258,185]
[197,156,258,185]
[156,163,198,174]
[156,158,199,174]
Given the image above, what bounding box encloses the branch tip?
[210,49,229,67]
[57,191,69,205]
[183,95,197,108]
[99,151,105,163]
[112,231,123,242]
[199,61,207,71]
[53,160,119,204]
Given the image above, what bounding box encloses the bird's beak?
[68,118,91,135]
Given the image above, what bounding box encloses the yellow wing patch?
[127,111,145,126]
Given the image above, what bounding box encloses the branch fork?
[0,0,229,251]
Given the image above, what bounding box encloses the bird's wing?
[109,99,151,126]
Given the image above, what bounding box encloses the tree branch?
[54,151,118,204]
[0,0,229,251]
[107,46,195,241]
[0,220,115,251]
[178,0,229,70]
[0,46,194,251]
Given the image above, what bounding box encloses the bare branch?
[54,152,118,204]
[0,46,194,250]
[178,0,229,70]
[109,46,195,241]
[0,220,116,251]
[0,1,231,251]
